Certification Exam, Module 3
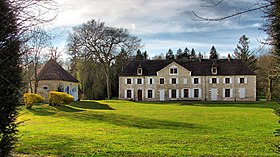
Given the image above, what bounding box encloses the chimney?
[227,54,231,62]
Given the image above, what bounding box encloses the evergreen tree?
[234,35,257,71]
[190,48,197,59]
[166,49,175,60]
[0,0,21,155]
[182,47,190,59]
[209,46,219,59]
[198,52,203,59]
[143,51,148,60]
[135,49,143,60]
[176,48,183,59]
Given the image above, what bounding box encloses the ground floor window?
[171,89,176,98]
[225,89,230,97]
[127,90,132,98]
[194,89,199,98]
[148,90,153,98]
[184,89,189,98]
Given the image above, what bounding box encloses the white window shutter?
[135,78,137,84]
[230,78,232,84]
[125,90,127,98]
[217,78,219,84]
[153,78,155,84]
[192,78,194,84]
[176,89,179,98]
[169,78,172,84]
[169,90,171,98]
[223,78,225,84]
[237,78,240,84]
[181,89,184,98]
[199,78,201,84]
[183,78,187,84]
[209,78,212,84]
[199,89,201,98]
[223,89,225,97]
[153,90,155,98]
[131,90,134,98]
[142,78,144,84]
[190,89,193,98]
[245,78,247,84]
[145,90,148,98]
[125,79,127,84]
[230,89,233,97]
[176,78,178,84]
[130,79,133,84]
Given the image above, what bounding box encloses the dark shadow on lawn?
[66,112,198,130]
[179,101,280,109]
[70,101,115,110]
[28,105,56,116]
[53,105,84,112]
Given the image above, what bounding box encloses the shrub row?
[23,92,74,109]
[49,91,74,106]
[23,93,45,109]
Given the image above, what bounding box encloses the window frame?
[194,89,199,98]
[160,78,164,84]
[171,89,177,98]
[147,90,153,98]
[194,78,199,84]
[225,89,230,97]
[184,89,189,98]
[127,90,132,98]
[137,78,142,84]
[127,78,132,84]
[212,78,217,84]
[171,78,177,84]
[240,78,245,84]
[225,78,230,84]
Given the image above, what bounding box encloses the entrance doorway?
[159,89,165,101]
[138,90,142,101]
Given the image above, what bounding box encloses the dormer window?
[137,67,142,75]
[211,67,217,75]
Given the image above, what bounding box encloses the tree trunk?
[267,77,272,101]
[105,72,112,99]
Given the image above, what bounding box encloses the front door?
[159,89,165,101]
[211,88,218,101]
[138,90,142,101]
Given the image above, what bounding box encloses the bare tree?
[68,19,141,99]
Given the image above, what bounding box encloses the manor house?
[119,58,256,101]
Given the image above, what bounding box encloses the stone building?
[37,59,79,101]
[119,59,256,101]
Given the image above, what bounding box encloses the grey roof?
[38,59,79,83]
[119,59,256,76]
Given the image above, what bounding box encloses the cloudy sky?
[48,0,267,58]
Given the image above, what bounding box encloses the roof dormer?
[211,63,217,75]
[137,64,142,75]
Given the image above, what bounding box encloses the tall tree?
[68,19,141,99]
[176,48,183,59]
[182,47,190,59]
[190,48,197,59]
[209,46,219,59]
[234,35,257,71]
[135,49,144,60]
[165,49,175,60]
[0,1,21,155]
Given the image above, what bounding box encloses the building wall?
[37,80,79,101]
[119,62,256,101]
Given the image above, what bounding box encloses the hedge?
[23,93,45,109]
[48,91,74,106]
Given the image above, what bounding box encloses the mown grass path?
[16,101,280,156]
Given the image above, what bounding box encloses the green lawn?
[16,100,280,156]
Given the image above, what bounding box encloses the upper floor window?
[194,78,199,84]
[160,78,164,84]
[137,68,142,75]
[211,67,217,75]
[212,78,217,84]
[240,78,245,84]
[137,78,142,84]
[172,78,177,84]
[170,68,178,75]
[225,78,230,84]
[127,78,132,84]
[149,78,153,84]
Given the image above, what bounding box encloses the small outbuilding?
[37,59,79,101]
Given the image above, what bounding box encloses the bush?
[48,91,74,106]
[23,93,45,109]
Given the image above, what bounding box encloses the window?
[212,78,217,84]
[148,90,153,98]
[171,89,177,98]
[170,68,178,74]
[194,89,199,98]
[137,78,142,84]
[149,78,153,84]
[65,86,70,94]
[240,78,245,84]
[194,78,199,84]
[160,78,164,84]
[127,90,132,98]
[43,86,48,90]
[225,78,230,84]
[225,89,230,97]
[184,89,189,98]
[127,78,131,84]
[211,67,217,75]
[172,78,177,84]
[137,68,142,75]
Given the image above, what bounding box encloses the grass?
[16,100,280,156]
